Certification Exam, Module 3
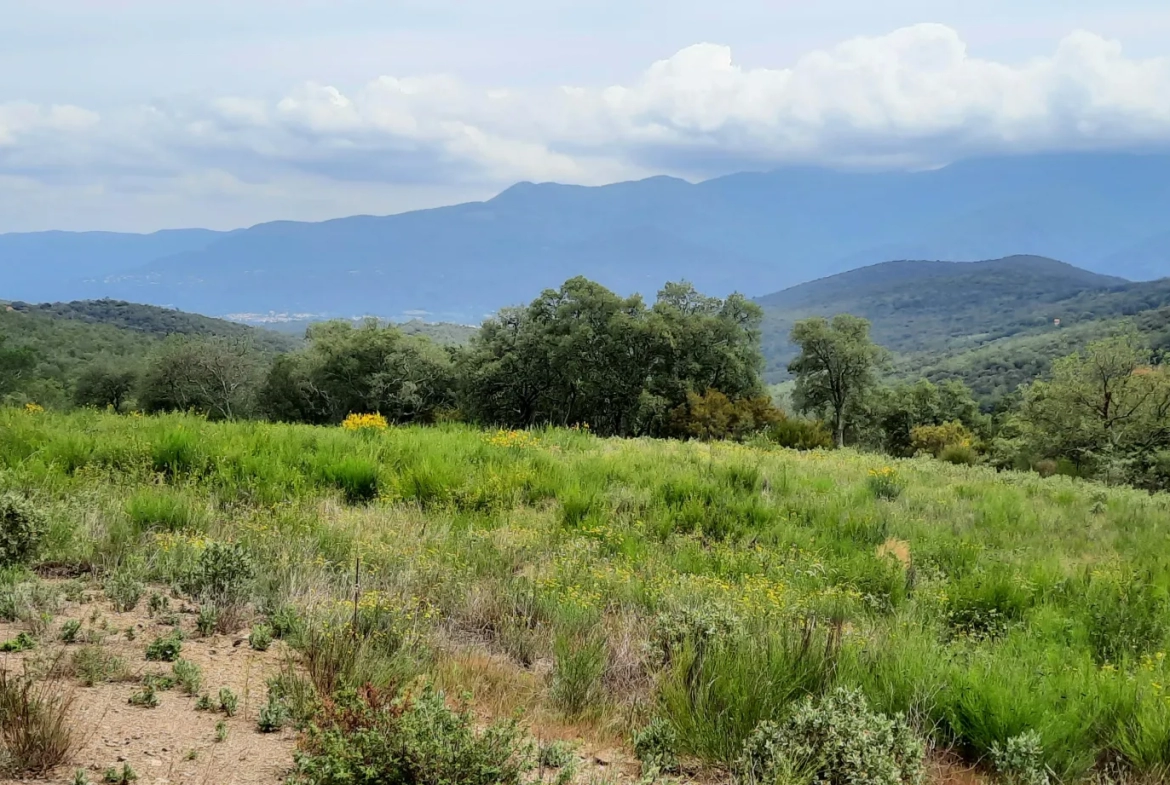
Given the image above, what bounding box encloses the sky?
[4,0,1170,233]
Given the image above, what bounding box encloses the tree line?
[6,275,1170,490]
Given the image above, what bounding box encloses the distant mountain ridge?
[3,152,1170,319]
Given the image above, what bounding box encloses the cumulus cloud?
[5,23,1170,228]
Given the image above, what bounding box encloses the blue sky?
[3,0,1170,232]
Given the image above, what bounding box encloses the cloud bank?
[5,24,1170,230]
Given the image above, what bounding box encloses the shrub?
[734,687,925,785]
[257,694,289,733]
[145,632,182,662]
[291,684,535,785]
[195,604,218,637]
[128,683,159,708]
[266,667,320,729]
[939,444,978,466]
[172,659,203,695]
[539,739,576,769]
[634,717,681,773]
[946,569,1033,641]
[218,687,239,717]
[990,730,1051,785]
[186,541,255,607]
[670,390,784,441]
[249,623,273,651]
[70,645,128,686]
[59,619,81,643]
[0,631,36,652]
[269,605,303,641]
[0,669,75,775]
[0,493,46,568]
[867,467,903,501]
[104,570,144,613]
[764,417,833,451]
[910,421,974,458]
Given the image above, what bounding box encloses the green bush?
[59,619,81,643]
[0,493,47,567]
[764,417,833,451]
[990,730,1051,785]
[940,444,979,466]
[145,632,182,662]
[104,570,144,613]
[734,687,925,785]
[172,659,203,695]
[249,623,274,651]
[634,717,680,773]
[185,541,255,606]
[256,694,289,733]
[291,685,534,785]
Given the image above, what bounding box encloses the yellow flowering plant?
[341,412,389,433]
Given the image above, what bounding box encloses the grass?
[4,408,1170,782]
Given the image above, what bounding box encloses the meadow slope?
[2,409,1170,783]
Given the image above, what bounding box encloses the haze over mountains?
[3,152,1170,322]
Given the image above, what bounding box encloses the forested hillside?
[757,256,1170,400]
[0,300,296,407]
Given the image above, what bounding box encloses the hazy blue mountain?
[3,152,1170,319]
[0,229,229,302]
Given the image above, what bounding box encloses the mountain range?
[3,152,1170,321]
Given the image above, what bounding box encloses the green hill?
[0,299,298,406]
[757,256,1170,400]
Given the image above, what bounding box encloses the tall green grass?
[4,407,1170,782]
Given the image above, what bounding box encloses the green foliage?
[172,659,203,695]
[138,336,259,420]
[59,619,81,643]
[214,720,227,742]
[0,631,36,652]
[103,763,138,783]
[290,685,535,785]
[103,570,144,613]
[248,623,273,651]
[989,730,1051,785]
[185,541,255,606]
[1082,569,1167,665]
[70,645,127,686]
[195,604,218,637]
[789,315,886,447]
[551,629,606,718]
[144,632,182,662]
[866,468,903,502]
[763,416,833,450]
[460,278,765,437]
[218,687,239,717]
[634,718,680,773]
[257,693,289,733]
[324,458,380,504]
[127,683,159,708]
[670,390,783,441]
[734,687,924,785]
[0,493,46,568]
[73,365,137,412]
[125,490,200,533]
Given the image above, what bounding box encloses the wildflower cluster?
[485,429,539,449]
[867,466,904,501]
[23,402,44,415]
[341,412,389,432]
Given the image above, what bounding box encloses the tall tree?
[73,364,139,412]
[788,315,886,448]
[1014,331,1170,480]
[139,337,260,420]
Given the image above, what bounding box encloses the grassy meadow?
[4,406,1170,783]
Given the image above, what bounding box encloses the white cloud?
[5,23,1170,230]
